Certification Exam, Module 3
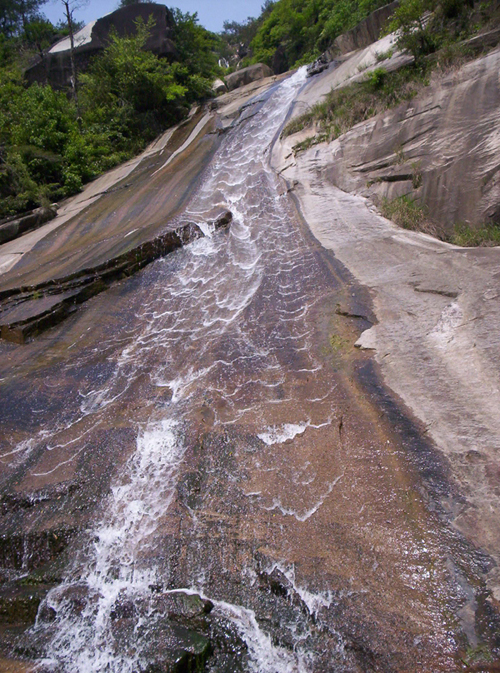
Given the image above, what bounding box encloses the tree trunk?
[63,0,81,122]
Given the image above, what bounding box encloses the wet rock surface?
[274,46,500,659]
[0,211,232,343]
[0,66,499,672]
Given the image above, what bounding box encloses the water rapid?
[31,67,343,672]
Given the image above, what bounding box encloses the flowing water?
[35,67,337,672]
[0,68,477,671]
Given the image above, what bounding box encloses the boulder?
[224,63,273,92]
[212,78,227,95]
[25,3,176,89]
[307,53,330,77]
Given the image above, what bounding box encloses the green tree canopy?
[250,0,392,69]
[0,0,46,36]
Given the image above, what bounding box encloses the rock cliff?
[331,0,399,55]
[320,48,500,229]
[282,37,500,233]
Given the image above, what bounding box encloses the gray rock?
[224,63,273,92]
[307,53,330,77]
[314,46,500,231]
[212,78,227,95]
[273,45,500,602]
[0,206,57,246]
[332,1,400,55]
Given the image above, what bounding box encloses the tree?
[171,9,219,89]
[385,0,437,60]
[23,19,55,59]
[80,17,188,142]
[59,0,88,115]
[385,0,473,60]
[0,0,45,36]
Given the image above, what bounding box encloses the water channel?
[0,68,482,672]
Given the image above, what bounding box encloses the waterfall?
[30,67,345,672]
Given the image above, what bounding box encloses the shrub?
[452,222,500,247]
[380,195,439,236]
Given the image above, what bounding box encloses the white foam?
[210,594,311,672]
[36,419,186,672]
[262,473,343,522]
[267,562,335,619]
[258,422,309,445]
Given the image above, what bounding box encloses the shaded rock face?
[272,44,289,75]
[224,63,274,92]
[25,3,176,89]
[331,0,399,56]
[0,207,57,246]
[317,47,500,232]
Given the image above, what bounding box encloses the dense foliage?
[249,0,391,69]
[0,9,220,219]
[385,0,475,60]
[219,1,275,67]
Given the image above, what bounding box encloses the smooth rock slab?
[0,211,232,343]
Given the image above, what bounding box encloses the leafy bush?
[366,66,387,90]
[385,0,474,61]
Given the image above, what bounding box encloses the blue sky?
[42,0,266,33]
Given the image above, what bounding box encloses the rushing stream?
[33,67,334,672]
[0,67,475,671]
